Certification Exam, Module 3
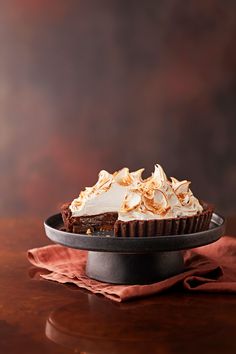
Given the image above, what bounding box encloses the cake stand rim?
[44,212,225,253]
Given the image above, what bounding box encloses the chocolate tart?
[61,202,213,237]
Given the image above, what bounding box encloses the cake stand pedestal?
[86,251,184,284]
[44,213,225,285]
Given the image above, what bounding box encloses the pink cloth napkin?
[28,236,236,302]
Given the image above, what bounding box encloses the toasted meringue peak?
[152,164,168,184]
[143,190,168,214]
[130,168,144,181]
[153,189,168,207]
[113,168,132,186]
[170,177,196,206]
[170,176,179,184]
[69,164,203,220]
[121,191,141,212]
[95,170,113,191]
[171,177,191,195]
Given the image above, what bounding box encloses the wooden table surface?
[0,217,236,354]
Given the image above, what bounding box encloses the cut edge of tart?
[61,202,118,234]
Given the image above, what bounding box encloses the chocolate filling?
[61,203,117,233]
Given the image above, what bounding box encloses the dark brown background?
[0,0,235,218]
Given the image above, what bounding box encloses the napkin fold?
[28,236,236,302]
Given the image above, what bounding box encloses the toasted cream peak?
[69,164,203,220]
[121,191,142,212]
[153,164,168,184]
[113,167,132,186]
[95,170,113,191]
[143,189,168,214]
[130,168,144,182]
[171,177,191,194]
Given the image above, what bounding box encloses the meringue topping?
[70,167,140,217]
[69,164,203,220]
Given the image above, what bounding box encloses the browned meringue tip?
[114,204,213,237]
[113,167,132,186]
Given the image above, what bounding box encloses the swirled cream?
[69,165,203,220]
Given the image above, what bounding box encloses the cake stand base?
[86,251,185,285]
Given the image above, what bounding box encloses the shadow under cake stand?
[44,213,225,285]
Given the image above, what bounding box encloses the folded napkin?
[28,236,236,302]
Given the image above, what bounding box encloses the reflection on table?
[45,293,170,354]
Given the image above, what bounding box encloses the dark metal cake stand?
[44,213,225,285]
